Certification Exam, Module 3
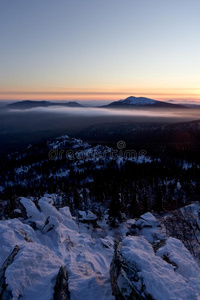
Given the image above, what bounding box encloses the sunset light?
[1,2,200,299]
[0,0,200,103]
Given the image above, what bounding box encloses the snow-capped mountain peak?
[104,96,187,108]
[119,96,156,105]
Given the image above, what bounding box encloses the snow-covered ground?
[0,196,115,300]
[121,236,200,299]
[1,196,200,299]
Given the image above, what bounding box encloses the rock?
[110,236,198,300]
[78,210,100,227]
[129,212,164,243]
[131,212,160,231]
[110,242,150,300]
[78,210,97,221]
[53,266,70,300]
[0,245,20,299]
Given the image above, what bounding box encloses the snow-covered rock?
[0,196,115,300]
[1,197,200,299]
[110,236,200,299]
[129,212,164,243]
[156,237,200,294]
[78,210,97,221]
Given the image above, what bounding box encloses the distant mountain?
[0,102,7,107]
[1,98,189,110]
[0,100,16,107]
[184,104,200,108]
[2,100,83,110]
[103,96,187,109]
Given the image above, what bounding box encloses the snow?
[0,196,115,300]
[79,210,97,221]
[1,196,200,299]
[20,197,46,229]
[49,169,70,178]
[139,212,158,223]
[180,203,200,216]
[119,96,156,106]
[5,243,62,300]
[156,237,200,294]
[3,135,158,190]
[59,206,73,219]
[13,209,21,214]
[135,155,152,164]
[0,218,37,266]
[56,135,69,140]
[131,212,165,243]
[15,166,29,174]
[121,236,199,299]
[182,161,193,170]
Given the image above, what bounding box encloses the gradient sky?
[0,0,200,102]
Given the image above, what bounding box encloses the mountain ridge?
[103,96,187,109]
[1,100,83,110]
[1,96,189,110]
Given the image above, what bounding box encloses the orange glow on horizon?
[0,88,200,103]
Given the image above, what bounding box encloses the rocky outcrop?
[0,245,20,300]
[53,266,70,300]
[110,235,200,300]
[110,242,151,300]
[110,214,164,299]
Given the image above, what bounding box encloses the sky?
[0,0,200,102]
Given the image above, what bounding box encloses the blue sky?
[0,0,200,101]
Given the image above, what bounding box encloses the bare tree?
[162,206,200,259]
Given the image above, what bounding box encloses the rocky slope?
[1,196,200,299]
